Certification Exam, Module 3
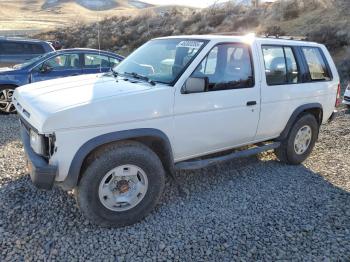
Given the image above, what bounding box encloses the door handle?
[71,73,79,76]
[246,101,257,106]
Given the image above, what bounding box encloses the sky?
[140,0,274,8]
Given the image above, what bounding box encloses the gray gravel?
[1,111,350,261]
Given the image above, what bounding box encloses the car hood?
[0,67,15,73]
[13,73,157,132]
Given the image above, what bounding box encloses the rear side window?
[1,42,24,55]
[84,54,111,68]
[0,42,45,55]
[301,47,331,81]
[262,45,299,85]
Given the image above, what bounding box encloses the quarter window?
[262,45,299,85]
[302,47,331,81]
[191,43,254,91]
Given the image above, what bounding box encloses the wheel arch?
[277,103,323,141]
[59,128,175,190]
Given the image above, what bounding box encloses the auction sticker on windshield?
[176,40,204,49]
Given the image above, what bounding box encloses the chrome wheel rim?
[0,89,15,113]
[98,164,148,212]
[294,125,312,155]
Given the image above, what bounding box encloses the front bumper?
[20,124,57,190]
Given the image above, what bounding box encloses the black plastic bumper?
[20,125,57,190]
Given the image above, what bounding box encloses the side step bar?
[175,142,281,171]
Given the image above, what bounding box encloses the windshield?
[13,51,56,69]
[114,39,207,84]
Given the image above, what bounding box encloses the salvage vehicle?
[343,83,350,109]
[13,35,340,227]
[0,48,123,113]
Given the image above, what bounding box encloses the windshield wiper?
[123,72,156,86]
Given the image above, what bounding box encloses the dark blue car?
[0,48,124,113]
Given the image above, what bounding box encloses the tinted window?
[84,54,111,68]
[43,54,80,70]
[0,42,45,55]
[1,42,25,55]
[191,43,254,91]
[30,44,45,54]
[302,47,331,81]
[262,45,299,85]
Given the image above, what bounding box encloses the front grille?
[344,96,350,102]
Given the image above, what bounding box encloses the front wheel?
[75,141,165,227]
[275,114,319,165]
[0,87,16,114]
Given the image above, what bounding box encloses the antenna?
[97,7,102,73]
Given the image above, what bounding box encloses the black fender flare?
[277,103,323,141]
[59,128,174,190]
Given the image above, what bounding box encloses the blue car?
[0,48,124,113]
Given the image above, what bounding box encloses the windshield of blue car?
[13,51,56,69]
[113,38,208,85]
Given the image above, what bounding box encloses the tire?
[75,141,165,227]
[275,113,319,165]
[0,86,16,114]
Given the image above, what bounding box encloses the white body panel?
[13,35,339,182]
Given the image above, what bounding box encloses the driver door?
[31,53,82,83]
[172,43,260,161]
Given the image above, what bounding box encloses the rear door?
[82,53,115,74]
[31,53,82,82]
[256,42,336,141]
[172,42,261,161]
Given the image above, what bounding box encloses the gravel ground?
[0,110,350,261]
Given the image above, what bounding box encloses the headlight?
[30,129,45,155]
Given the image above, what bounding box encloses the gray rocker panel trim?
[59,128,174,190]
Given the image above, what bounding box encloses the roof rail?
[262,35,308,41]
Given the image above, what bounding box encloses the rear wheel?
[75,141,165,227]
[0,86,16,114]
[275,114,319,165]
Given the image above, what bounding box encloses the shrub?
[307,26,349,51]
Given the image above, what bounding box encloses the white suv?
[13,35,340,227]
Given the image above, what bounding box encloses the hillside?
[34,0,350,87]
[0,0,153,35]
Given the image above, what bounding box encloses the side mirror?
[40,64,52,73]
[181,77,208,94]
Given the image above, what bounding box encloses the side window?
[43,54,80,70]
[30,44,45,54]
[191,43,254,91]
[1,42,25,55]
[302,47,331,81]
[262,45,299,85]
[109,57,120,68]
[84,54,110,68]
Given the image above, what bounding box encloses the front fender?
[58,128,174,190]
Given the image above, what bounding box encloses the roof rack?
[262,35,308,41]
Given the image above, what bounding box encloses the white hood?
[13,73,161,133]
